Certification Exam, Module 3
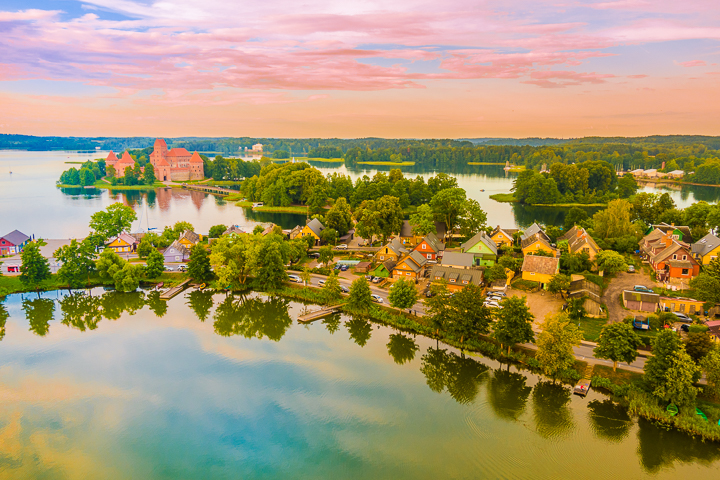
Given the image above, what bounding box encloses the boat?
[667,403,679,416]
[156,282,164,290]
[696,407,708,421]
[199,283,206,290]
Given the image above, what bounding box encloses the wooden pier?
[574,364,594,397]
[297,305,341,323]
[181,184,237,196]
[159,279,191,300]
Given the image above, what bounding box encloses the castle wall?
[170,168,192,182]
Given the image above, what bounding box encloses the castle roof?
[118,151,135,165]
[166,148,191,157]
[154,138,168,150]
[106,151,118,163]
[155,156,170,167]
[190,152,204,164]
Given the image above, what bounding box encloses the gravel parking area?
[602,270,656,324]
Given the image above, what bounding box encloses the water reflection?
[186,289,214,322]
[587,399,632,442]
[386,333,419,365]
[532,381,575,439]
[636,417,720,473]
[59,292,102,331]
[345,317,372,346]
[213,294,292,341]
[146,291,168,318]
[420,347,489,404]
[486,367,533,421]
[0,302,8,340]
[321,312,342,334]
[22,297,55,336]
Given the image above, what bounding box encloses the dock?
[159,279,191,300]
[574,364,594,397]
[297,305,341,323]
[181,184,237,196]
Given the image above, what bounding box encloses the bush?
[689,324,710,333]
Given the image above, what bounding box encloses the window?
[421,244,426,250]
[682,255,687,260]
[450,279,455,283]
[426,254,432,259]
[379,256,384,260]
[672,254,677,260]
[682,268,689,275]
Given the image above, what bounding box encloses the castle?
[104,139,204,181]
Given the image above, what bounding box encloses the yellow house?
[490,227,518,248]
[374,238,408,263]
[300,218,325,246]
[178,230,202,249]
[399,220,422,248]
[558,226,600,260]
[392,251,428,280]
[659,296,705,315]
[106,233,138,253]
[691,233,720,265]
[521,233,557,257]
[521,255,559,288]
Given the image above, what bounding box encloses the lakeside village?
[6,139,720,440]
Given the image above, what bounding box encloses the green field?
[489,193,516,202]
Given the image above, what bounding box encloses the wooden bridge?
[181,184,237,196]
[159,279,191,300]
[297,305,342,323]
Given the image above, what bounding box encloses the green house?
[461,232,498,267]
[646,223,693,243]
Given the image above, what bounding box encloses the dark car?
[425,289,434,298]
[340,265,348,271]
[633,285,654,294]
[308,252,320,259]
[680,324,690,332]
[340,285,349,293]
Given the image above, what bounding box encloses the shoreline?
[488,193,606,207]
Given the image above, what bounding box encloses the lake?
[2,150,718,239]
[0,287,718,478]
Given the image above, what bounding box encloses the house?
[288,225,303,240]
[105,233,138,253]
[252,143,263,152]
[413,232,445,261]
[558,226,600,259]
[622,290,660,312]
[149,138,204,181]
[667,170,685,179]
[707,321,720,343]
[648,223,693,244]
[520,223,550,244]
[374,259,397,278]
[355,261,372,274]
[521,233,556,257]
[392,251,428,280]
[629,169,645,178]
[691,233,720,265]
[178,230,202,249]
[300,218,325,246]
[375,238,408,263]
[0,230,31,255]
[644,169,658,178]
[429,265,484,292]
[338,228,355,244]
[223,225,246,236]
[489,226,518,248]
[163,240,190,263]
[441,251,478,270]
[520,255,560,288]
[461,231,498,266]
[399,220,422,247]
[659,296,704,316]
[640,230,700,283]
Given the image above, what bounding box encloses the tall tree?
[20,241,51,293]
[592,199,633,239]
[187,244,213,283]
[458,199,487,237]
[593,322,642,372]
[492,296,535,353]
[322,272,342,303]
[318,245,334,267]
[347,277,373,312]
[595,250,628,275]
[144,248,165,279]
[547,273,570,298]
[54,239,96,288]
[430,187,467,240]
[409,204,437,236]
[208,224,227,238]
[89,203,137,241]
[536,313,583,380]
[701,347,720,400]
[644,329,683,390]
[255,241,287,290]
[388,277,418,310]
[447,284,492,343]
[683,332,714,363]
[324,197,353,236]
[653,348,699,407]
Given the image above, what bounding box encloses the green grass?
[304,157,344,163]
[489,193,517,202]
[592,364,644,385]
[533,202,608,207]
[357,161,415,166]
[571,315,608,342]
[64,161,85,164]
[235,201,323,214]
[235,200,253,207]
[511,278,539,291]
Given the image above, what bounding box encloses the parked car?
[633,285,654,293]
[672,312,692,323]
[308,252,320,259]
[340,265,348,271]
[490,291,507,298]
[333,264,342,270]
[178,265,187,272]
[372,276,382,283]
[425,289,434,298]
[318,279,326,286]
[365,275,373,281]
[288,274,303,283]
[340,285,350,293]
[371,294,383,303]
[484,301,500,308]
[164,266,175,271]
[335,244,348,249]
[627,265,635,273]
[680,323,690,332]
[253,202,264,207]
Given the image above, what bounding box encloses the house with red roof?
[0,230,31,255]
[149,138,204,181]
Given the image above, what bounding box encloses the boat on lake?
[667,403,679,416]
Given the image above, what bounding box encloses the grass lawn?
[305,158,344,163]
[255,205,310,214]
[357,161,415,166]
[571,315,608,342]
[511,278,539,291]
[533,202,608,207]
[489,193,516,202]
[592,364,644,385]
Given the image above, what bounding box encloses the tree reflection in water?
[486,367,533,421]
[100,291,146,320]
[186,290,214,322]
[587,399,632,443]
[0,302,8,341]
[59,292,102,331]
[532,381,574,439]
[145,291,168,318]
[321,313,342,334]
[345,317,372,347]
[22,297,55,336]
[213,294,292,341]
[420,347,489,404]
[386,333,419,365]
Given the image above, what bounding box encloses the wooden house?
[489,226,518,248]
[105,233,138,254]
[640,230,700,282]
[659,296,704,316]
[647,223,693,244]
[0,230,30,255]
[413,233,444,261]
[300,218,325,246]
[178,230,202,249]
[622,290,660,312]
[375,238,408,263]
[429,265,484,292]
[374,259,397,278]
[399,220,422,248]
[288,225,303,240]
[163,240,190,263]
[558,226,600,259]
[461,231,498,266]
[691,233,720,265]
[521,233,556,257]
[520,255,559,288]
[392,251,428,280]
[441,251,477,270]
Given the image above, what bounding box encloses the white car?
[484,301,500,308]
[164,266,175,271]
[371,294,383,303]
[335,244,348,249]
[318,279,326,286]
[288,274,303,283]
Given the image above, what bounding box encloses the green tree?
[689,273,720,304]
[321,227,338,245]
[253,225,264,235]
[113,264,143,292]
[547,273,570,298]
[701,347,720,400]
[54,239,96,288]
[595,250,627,274]
[566,297,587,322]
[593,199,632,239]
[616,174,638,198]
[137,237,154,258]
[208,224,227,238]
[143,164,156,185]
[79,167,95,186]
[300,267,311,286]
[323,272,342,302]
[536,313,583,380]
[255,241,287,290]
[563,207,589,231]
[430,187,467,240]
[458,199,487,237]
[96,249,126,279]
[492,296,535,353]
[653,348,699,407]
[484,263,507,284]
[409,204,437,236]
[324,197,353,236]
[210,234,258,286]
[89,203,137,242]
[318,245,334,267]
[347,277,373,312]
[425,282,452,335]
[187,244,213,283]
[145,248,165,279]
[644,329,683,390]
[19,241,50,293]
[683,332,714,363]
[447,284,492,343]
[594,322,643,372]
[388,277,418,310]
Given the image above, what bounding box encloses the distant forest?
[5,133,720,184]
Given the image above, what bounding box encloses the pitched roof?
[461,231,498,254]
[106,151,118,163]
[560,226,600,254]
[118,151,135,164]
[429,265,484,286]
[1,230,30,246]
[397,251,429,272]
[190,152,204,164]
[651,223,693,243]
[155,156,170,167]
[108,232,138,246]
[490,226,518,239]
[707,320,720,337]
[691,233,720,257]
[166,148,191,157]
[223,225,245,235]
[521,232,554,252]
[419,232,444,253]
[382,259,397,272]
[179,230,200,244]
[400,220,413,237]
[386,237,408,256]
[521,255,559,276]
[623,290,659,303]
[441,251,476,268]
[164,240,189,256]
[306,218,325,237]
[521,223,548,242]
[651,241,687,264]
[154,138,168,150]
[558,225,581,243]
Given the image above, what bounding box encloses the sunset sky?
[0,0,719,138]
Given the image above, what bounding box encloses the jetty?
[181,184,236,196]
[298,305,342,323]
[574,364,594,397]
[159,279,191,300]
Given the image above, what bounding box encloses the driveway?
[602,270,656,324]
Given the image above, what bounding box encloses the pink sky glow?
[0,0,719,137]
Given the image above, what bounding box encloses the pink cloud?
[522,70,615,88]
[679,60,707,67]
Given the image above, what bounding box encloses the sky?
[0,0,719,138]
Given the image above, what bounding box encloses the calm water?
[2,151,718,239]
[0,288,718,478]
